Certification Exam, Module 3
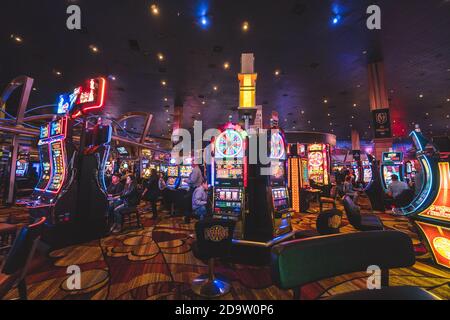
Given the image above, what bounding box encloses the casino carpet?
[1,201,449,300]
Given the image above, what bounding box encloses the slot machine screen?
[47,141,65,193]
[40,124,49,139]
[214,188,243,215]
[215,159,244,180]
[180,165,192,177]
[35,144,51,191]
[15,160,28,177]
[383,165,400,187]
[168,166,179,177]
[50,119,63,136]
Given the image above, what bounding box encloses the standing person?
[192,181,209,220]
[158,172,169,211]
[110,175,140,234]
[184,163,204,223]
[142,169,160,220]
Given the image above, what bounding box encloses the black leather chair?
[271,231,439,300]
[122,194,143,229]
[0,217,45,300]
[343,196,384,231]
[393,188,415,208]
[316,209,342,235]
[191,218,235,298]
[319,186,338,212]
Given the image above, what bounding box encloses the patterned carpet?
[1,200,449,300]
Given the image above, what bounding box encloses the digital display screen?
[180,165,192,178]
[117,147,128,155]
[40,124,49,139]
[270,161,285,179]
[214,188,243,214]
[215,159,243,179]
[168,166,179,177]
[382,152,403,163]
[167,177,177,186]
[47,141,65,192]
[383,165,400,187]
[35,144,51,191]
[50,119,63,137]
[272,187,289,212]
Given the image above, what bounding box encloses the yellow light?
[323,99,328,104]
[161,80,167,86]
[213,86,218,91]
[89,45,99,53]
[274,70,280,76]
[242,21,249,32]
[150,4,159,15]
[223,62,230,70]
[157,53,165,61]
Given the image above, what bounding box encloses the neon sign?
[57,92,77,115]
[71,77,106,118]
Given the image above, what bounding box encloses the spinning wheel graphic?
[215,129,243,158]
[270,132,285,159]
[309,152,323,167]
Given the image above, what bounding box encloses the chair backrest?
[342,196,362,227]
[395,188,415,207]
[316,209,342,235]
[329,186,337,198]
[271,231,415,290]
[195,218,235,260]
[1,217,46,275]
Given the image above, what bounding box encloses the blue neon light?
[197,2,210,29]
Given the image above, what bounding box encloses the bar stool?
[191,218,235,298]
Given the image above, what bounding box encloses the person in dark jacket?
[107,173,124,197]
[110,175,140,234]
[142,169,160,219]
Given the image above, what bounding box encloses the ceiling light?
[213,86,218,91]
[161,80,167,86]
[150,4,160,16]
[353,103,357,107]
[157,53,165,61]
[11,34,23,43]
[242,21,250,32]
[419,94,424,98]
[89,45,100,53]
[274,70,281,76]
[323,99,328,104]
[202,101,206,105]
[164,97,168,102]
[54,70,62,76]
[223,62,230,70]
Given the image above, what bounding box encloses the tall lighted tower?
[238,53,259,128]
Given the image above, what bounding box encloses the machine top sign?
[70,77,107,118]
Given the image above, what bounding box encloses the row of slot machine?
[19,77,113,247]
[166,158,193,191]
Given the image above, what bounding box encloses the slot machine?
[166,160,180,189]
[362,160,373,185]
[28,116,78,229]
[15,153,30,177]
[141,158,151,179]
[287,143,309,213]
[307,144,330,186]
[247,129,291,240]
[380,151,404,191]
[179,158,193,191]
[211,123,247,239]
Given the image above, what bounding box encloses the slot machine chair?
[191,219,235,298]
[0,217,45,300]
[121,193,143,229]
[318,185,338,212]
[271,231,439,300]
[342,196,384,231]
[0,223,17,256]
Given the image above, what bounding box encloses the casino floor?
[1,198,449,300]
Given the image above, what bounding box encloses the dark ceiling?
[1,0,450,143]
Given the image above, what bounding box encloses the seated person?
[107,173,124,197]
[110,175,140,234]
[343,175,360,204]
[386,174,409,201]
[192,181,209,220]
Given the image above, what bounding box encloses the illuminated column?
[368,60,393,160]
[238,53,258,128]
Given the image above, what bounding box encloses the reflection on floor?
[1,201,449,300]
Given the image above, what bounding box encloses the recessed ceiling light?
[419,94,424,98]
[164,97,168,102]
[323,99,328,104]
[89,45,99,53]
[242,21,250,32]
[446,98,450,102]
[32,87,37,91]
[11,34,23,43]
[202,101,206,105]
[223,62,230,70]
[327,113,331,117]
[157,53,165,61]
[150,4,160,16]
[213,86,218,91]
[353,103,357,107]
[274,69,281,76]
[301,110,305,114]
[54,70,62,76]
[161,80,167,86]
